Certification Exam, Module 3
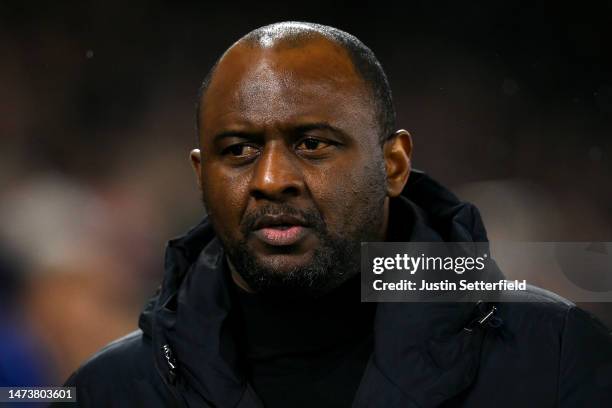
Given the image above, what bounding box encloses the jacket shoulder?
[501,285,576,310]
[496,284,574,327]
[496,284,608,342]
[68,330,152,382]
[492,285,612,404]
[466,285,612,406]
[63,330,171,407]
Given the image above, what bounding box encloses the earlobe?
[384,130,413,197]
[189,149,203,188]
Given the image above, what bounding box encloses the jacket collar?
[353,192,497,407]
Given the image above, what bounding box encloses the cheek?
[202,165,250,237]
[310,152,386,234]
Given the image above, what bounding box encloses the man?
[64,22,612,407]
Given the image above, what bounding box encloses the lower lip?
[253,226,307,246]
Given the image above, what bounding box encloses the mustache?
[241,204,325,235]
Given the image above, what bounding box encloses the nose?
[249,141,304,201]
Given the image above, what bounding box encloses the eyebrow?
[292,123,349,139]
[212,130,261,144]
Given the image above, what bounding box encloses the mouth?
[251,214,310,247]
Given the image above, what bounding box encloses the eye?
[222,143,259,158]
[295,138,332,151]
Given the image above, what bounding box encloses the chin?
[253,251,316,275]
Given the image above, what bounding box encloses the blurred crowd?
[1,1,611,385]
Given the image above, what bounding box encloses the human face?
[192,38,394,294]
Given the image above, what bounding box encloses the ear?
[189,149,203,189]
[383,129,413,197]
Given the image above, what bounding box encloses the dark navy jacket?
[62,171,612,407]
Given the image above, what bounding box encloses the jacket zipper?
[155,343,187,407]
[162,344,178,385]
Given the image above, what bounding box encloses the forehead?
[199,37,375,135]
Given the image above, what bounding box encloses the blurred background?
[1,0,611,386]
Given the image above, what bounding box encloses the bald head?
[196,22,396,145]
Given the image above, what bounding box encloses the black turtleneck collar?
[231,272,375,359]
[229,272,375,408]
